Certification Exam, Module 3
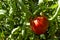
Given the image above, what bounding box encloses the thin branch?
[49,0,60,20]
[49,6,60,20]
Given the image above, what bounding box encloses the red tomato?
[30,16,49,35]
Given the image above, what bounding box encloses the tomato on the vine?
[30,16,49,35]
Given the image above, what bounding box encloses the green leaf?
[49,4,58,9]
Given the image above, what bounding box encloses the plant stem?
[49,6,60,20]
[33,8,40,15]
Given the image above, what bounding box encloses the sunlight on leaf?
[0,9,6,14]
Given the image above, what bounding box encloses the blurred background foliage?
[0,0,60,40]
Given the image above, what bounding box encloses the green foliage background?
[0,0,60,40]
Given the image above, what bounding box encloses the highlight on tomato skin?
[30,16,49,35]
